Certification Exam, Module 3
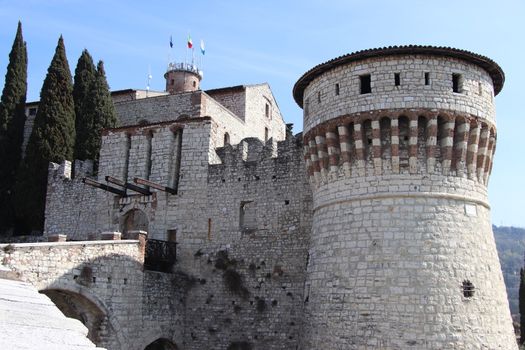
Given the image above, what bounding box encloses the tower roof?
[293,45,505,107]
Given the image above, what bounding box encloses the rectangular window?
[478,81,483,95]
[424,72,430,86]
[394,73,400,86]
[317,91,321,103]
[264,127,269,142]
[335,83,340,96]
[452,73,462,93]
[240,201,257,232]
[167,229,177,242]
[360,74,371,94]
[265,103,270,118]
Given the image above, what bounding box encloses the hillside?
[494,225,525,317]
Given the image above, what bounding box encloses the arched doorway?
[144,338,178,350]
[40,289,107,344]
[121,209,149,236]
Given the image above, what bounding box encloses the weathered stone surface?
[0,276,105,349]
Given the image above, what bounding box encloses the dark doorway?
[121,209,148,236]
[144,338,178,350]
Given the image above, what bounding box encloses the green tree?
[0,21,28,232]
[14,36,75,233]
[519,268,525,344]
[77,60,117,166]
[73,49,96,160]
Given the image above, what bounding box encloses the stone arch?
[40,288,110,345]
[144,338,178,350]
[121,208,149,236]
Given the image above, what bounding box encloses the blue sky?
[0,0,524,227]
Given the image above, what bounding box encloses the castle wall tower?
[164,62,202,93]
[293,46,516,349]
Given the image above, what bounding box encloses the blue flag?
[169,35,173,48]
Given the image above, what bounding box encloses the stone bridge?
[0,235,187,350]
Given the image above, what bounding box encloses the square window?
[360,74,371,94]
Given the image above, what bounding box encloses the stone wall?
[206,86,247,120]
[303,54,496,133]
[176,133,312,350]
[44,160,107,239]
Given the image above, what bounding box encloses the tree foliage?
[73,49,96,160]
[74,59,117,165]
[14,36,75,233]
[0,21,27,232]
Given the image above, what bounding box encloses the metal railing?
[166,62,201,76]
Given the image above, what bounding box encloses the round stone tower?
[293,46,516,349]
[164,62,202,94]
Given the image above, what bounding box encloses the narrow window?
[394,73,400,86]
[192,81,196,88]
[170,79,175,85]
[424,72,430,86]
[317,91,321,103]
[145,131,153,181]
[360,74,371,94]
[452,73,462,93]
[478,81,482,95]
[462,280,475,298]
[223,132,230,146]
[264,127,269,142]
[335,83,340,96]
[265,103,270,118]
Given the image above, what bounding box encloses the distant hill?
[493,225,525,317]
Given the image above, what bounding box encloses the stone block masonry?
[19,45,516,350]
[294,46,516,349]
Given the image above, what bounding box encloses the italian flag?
[187,35,193,49]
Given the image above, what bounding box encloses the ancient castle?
[0,46,517,349]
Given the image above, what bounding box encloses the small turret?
[164,62,202,94]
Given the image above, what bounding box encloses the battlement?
[48,159,94,180]
[212,132,303,171]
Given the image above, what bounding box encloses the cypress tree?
[0,21,28,232]
[519,268,525,344]
[78,60,117,165]
[73,49,96,160]
[14,36,75,233]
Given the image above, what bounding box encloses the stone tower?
[293,46,516,349]
[164,62,202,93]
